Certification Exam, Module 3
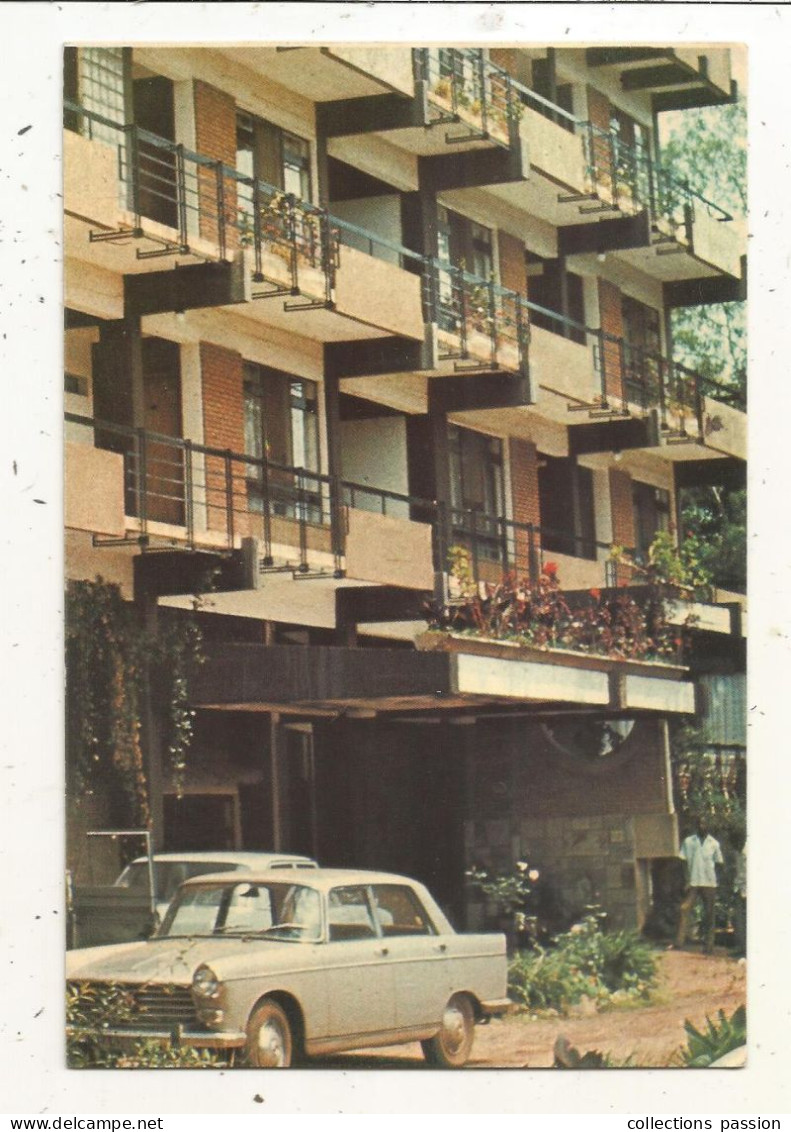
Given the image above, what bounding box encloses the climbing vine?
[65,578,204,826]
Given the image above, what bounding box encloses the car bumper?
[67,1025,247,1050]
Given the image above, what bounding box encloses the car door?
[322,885,396,1040]
[369,884,450,1030]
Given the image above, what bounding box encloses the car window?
[160,881,322,940]
[116,861,239,902]
[371,885,436,937]
[327,886,377,941]
[223,884,274,932]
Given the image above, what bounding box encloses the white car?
[114,851,318,918]
[69,851,317,948]
[67,868,511,1068]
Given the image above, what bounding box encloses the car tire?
[245,998,294,1068]
[421,994,475,1068]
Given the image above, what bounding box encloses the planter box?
[415,630,688,679]
[417,632,695,714]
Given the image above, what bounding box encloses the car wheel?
[245,999,293,1068]
[421,994,475,1068]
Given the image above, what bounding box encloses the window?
[236,111,312,200]
[327,886,377,942]
[538,454,596,560]
[64,46,127,140]
[527,257,586,345]
[436,206,494,334]
[243,363,321,521]
[632,482,670,559]
[371,885,436,937]
[449,425,504,558]
[622,296,662,407]
[528,57,575,133]
[437,205,492,276]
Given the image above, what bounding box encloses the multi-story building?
[64,43,746,930]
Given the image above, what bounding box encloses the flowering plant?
[429,547,691,662]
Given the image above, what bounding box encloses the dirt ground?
[314,947,746,1069]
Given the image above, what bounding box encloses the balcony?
[218,45,415,102]
[584,47,735,112]
[417,49,519,151]
[191,637,696,720]
[65,439,126,537]
[430,262,530,378]
[518,301,745,452]
[67,414,743,666]
[63,102,425,344]
[64,413,443,593]
[551,125,745,292]
[319,49,527,193]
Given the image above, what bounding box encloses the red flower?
[542,561,558,577]
[674,638,683,647]
[589,588,601,600]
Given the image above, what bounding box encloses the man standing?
[674,816,724,953]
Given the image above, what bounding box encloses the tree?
[660,98,747,592]
[660,98,747,402]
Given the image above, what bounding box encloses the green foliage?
[466,861,541,946]
[661,100,746,216]
[661,99,746,403]
[679,1005,746,1067]
[614,529,714,601]
[508,909,657,1014]
[467,861,536,917]
[66,578,204,825]
[680,486,746,593]
[67,981,226,1068]
[434,546,695,663]
[666,722,746,941]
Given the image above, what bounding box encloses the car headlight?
[192,964,221,998]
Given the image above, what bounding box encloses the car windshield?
[115,861,240,904]
[159,881,323,941]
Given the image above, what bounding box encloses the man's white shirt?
[679,833,724,887]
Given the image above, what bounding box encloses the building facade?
[64,44,746,930]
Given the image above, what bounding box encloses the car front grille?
[68,980,198,1032]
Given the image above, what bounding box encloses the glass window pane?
[327,886,377,941]
[372,885,436,937]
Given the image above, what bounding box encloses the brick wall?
[587,86,611,133]
[598,278,625,402]
[498,231,527,295]
[609,467,635,549]
[509,437,540,576]
[200,342,246,531]
[193,80,238,249]
[587,85,615,201]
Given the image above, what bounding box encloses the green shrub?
[680,1005,746,1067]
[508,909,657,1014]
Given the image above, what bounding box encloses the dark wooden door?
[133,75,177,228]
[142,337,184,525]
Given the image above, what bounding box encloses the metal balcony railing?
[414,48,521,145]
[67,413,652,600]
[64,99,338,303]
[522,297,744,418]
[580,122,733,236]
[426,260,531,378]
[65,101,743,415]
